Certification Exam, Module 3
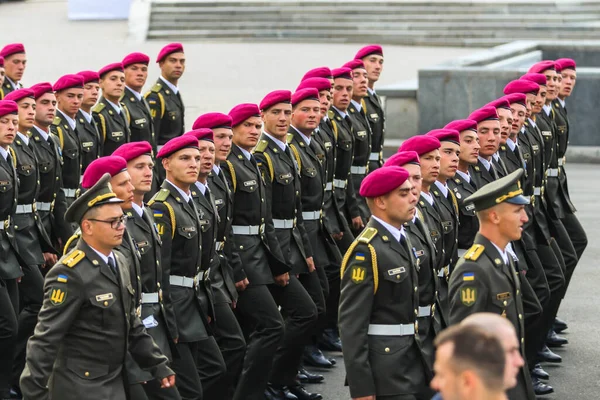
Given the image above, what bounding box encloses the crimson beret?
[98,63,124,78]
[81,156,127,189]
[468,106,499,123]
[444,119,477,133]
[503,93,527,107]
[555,58,576,71]
[260,90,292,111]
[302,67,332,81]
[193,113,232,130]
[383,151,420,167]
[399,135,441,155]
[426,128,460,145]
[360,166,410,198]
[30,83,54,99]
[520,73,546,86]
[157,43,184,63]
[296,77,331,93]
[332,67,352,81]
[4,88,34,103]
[229,103,261,127]
[342,59,365,71]
[77,70,100,84]
[292,88,319,106]
[157,135,199,159]
[185,128,214,142]
[0,43,25,58]
[355,45,383,60]
[0,56,3,68]
[528,60,555,74]
[53,74,84,92]
[0,100,18,117]
[485,97,511,110]
[503,79,539,95]
[112,141,153,161]
[122,52,150,68]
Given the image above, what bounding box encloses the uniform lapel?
[80,240,119,286]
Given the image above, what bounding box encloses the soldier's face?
[459,130,480,165]
[494,203,528,242]
[318,89,332,116]
[35,92,57,128]
[0,113,18,148]
[419,149,440,185]
[160,53,185,81]
[332,78,353,111]
[4,53,26,81]
[101,71,125,100]
[532,86,546,114]
[476,120,500,158]
[291,99,320,133]
[198,140,215,177]
[543,70,558,101]
[127,155,154,195]
[431,343,464,400]
[232,117,262,151]
[525,93,536,119]
[213,128,233,163]
[261,103,292,138]
[351,68,369,99]
[439,142,460,180]
[402,163,422,194]
[362,55,384,84]
[509,104,526,138]
[0,67,5,87]
[82,82,100,109]
[124,63,148,91]
[380,180,416,225]
[163,148,200,186]
[17,97,36,131]
[56,88,83,117]
[560,69,576,98]
[497,108,513,145]
[85,204,126,247]
[110,171,135,209]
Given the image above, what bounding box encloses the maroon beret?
[555,58,576,71]
[503,93,527,107]
[292,88,320,106]
[157,43,184,63]
[360,166,409,198]
[528,60,555,74]
[193,113,232,130]
[332,67,352,80]
[122,52,150,68]
[302,67,332,81]
[355,45,383,60]
[468,106,499,123]
[98,63,124,78]
[342,59,365,71]
[503,79,539,95]
[0,56,3,68]
[485,97,511,110]
[30,83,54,99]
[260,90,292,111]
[426,128,460,145]
[399,135,441,155]
[77,70,100,84]
[4,88,34,103]
[185,128,214,142]
[229,103,261,127]
[81,156,127,189]
[296,77,331,93]
[157,135,199,159]
[112,141,153,161]
[53,74,84,92]
[383,151,420,167]
[0,43,25,58]
[0,100,18,117]
[520,73,546,86]
[444,119,477,133]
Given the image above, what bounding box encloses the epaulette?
[254,139,268,153]
[151,82,162,93]
[330,118,338,140]
[224,160,237,192]
[62,249,85,268]
[148,188,170,204]
[357,227,378,244]
[464,244,485,261]
[289,143,302,172]
[63,231,81,254]
[286,133,294,144]
[92,102,106,114]
[52,116,61,126]
[340,236,379,294]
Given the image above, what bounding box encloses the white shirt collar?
[131,202,144,217]
[58,109,76,130]
[263,131,287,152]
[557,98,566,107]
[165,179,191,203]
[291,125,311,145]
[456,169,470,183]
[433,180,448,197]
[79,109,93,124]
[126,86,142,101]
[491,242,509,265]
[17,132,29,146]
[542,104,552,116]
[88,245,116,266]
[237,145,252,161]
[212,164,221,175]
[350,99,362,112]
[371,215,405,242]
[527,118,536,128]
[478,156,492,171]
[33,125,50,142]
[332,106,348,119]
[159,75,179,95]
[0,147,9,161]
[506,138,516,151]
[194,181,207,195]
[367,87,376,96]
[520,126,526,134]
[105,99,122,114]
[492,152,500,162]
[421,191,434,206]
[5,77,18,90]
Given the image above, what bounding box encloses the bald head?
[462,312,515,334]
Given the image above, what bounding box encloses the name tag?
[465,204,475,211]
[182,226,196,233]
[279,173,292,179]
[388,267,406,276]
[96,293,114,302]
[496,292,512,301]
[243,180,257,186]
[356,130,367,137]
[414,250,424,257]
[531,145,539,152]
[111,131,124,137]
[214,199,224,205]
[370,113,378,119]
[324,142,332,149]
[541,131,552,137]
[135,118,147,125]
[82,141,94,148]
[441,221,452,228]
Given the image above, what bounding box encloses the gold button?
[414,286,417,292]
[396,275,400,279]
[519,314,523,320]
[104,301,108,306]
[84,371,90,377]
[516,289,520,295]
[384,347,390,353]
[414,309,418,315]
[503,301,507,306]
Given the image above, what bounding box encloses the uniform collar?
[131,202,144,217]
[492,152,500,162]
[126,86,142,101]
[527,117,536,128]
[557,98,566,108]
[350,99,362,112]
[433,180,448,197]
[478,156,492,171]
[105,98,122,114]
[542,104,552,116]
[331,106,348,119]
[33,125,50,142]
[506,138,516,151]
[263,131,287,152]
[456,169,470,183]
[159,75,179,95]
[165,179,191,203]
[236,144,252,161]
[291,125,311,145]
[58,109,77,130]
[79,109,93,123]
[88,244,116,266]
[421,191,434,206]
[212,164,221,175]
[371,215,405,242]
[194,181,207,195]
[5,76,19,90]
[0,146,8,161]
[491,242,509,265]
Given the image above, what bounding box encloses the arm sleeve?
[448,262,489,325]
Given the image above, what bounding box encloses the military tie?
[108,256,118,277]
[489,163,499,180]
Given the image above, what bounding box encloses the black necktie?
[108,256,118,277]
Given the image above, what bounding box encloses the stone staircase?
[146,1,600,46]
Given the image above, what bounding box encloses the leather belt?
[232,225,261,235]
[141,292,159,304]
[273,219,295,229]
[333,179,347,189]
[546,168,559,177]
[368,323,416,336]
[15,204,34,214]
[215,241,224,251]
[418,305,433,317]
[533,187,541,196]
[169,275,196,288]
[369,152,380,161]
[302,211,321,220]
[63,188,77,198]
[324,182,333,191]
[37,202,53,211]
[558,157,565,166]
[350,166,367,175]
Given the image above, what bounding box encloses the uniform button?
[384,347,390,353]
[157,282,161,288]
[516,289,520,295]
[84,371,90,377]
[519,314,523,320]
[14,226,18,229]
[503,301,507,306]
[414,309,418,315]
[414,286,417,292]
[104,301,108,306]
[240,245,244,250]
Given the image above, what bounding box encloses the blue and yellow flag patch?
[153,211,164,218]
[57,274,68,283]
[462,272,474,281]
[355,253,365,261]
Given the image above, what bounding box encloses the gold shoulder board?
[464,244,485,261]
[93,102,106,114]
[357,227,378,244]
[63,249,85,268]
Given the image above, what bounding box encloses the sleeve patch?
[350,266,366,284]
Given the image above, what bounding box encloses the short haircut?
[434,324,505,392]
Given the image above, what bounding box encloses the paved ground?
[305,162,600,399]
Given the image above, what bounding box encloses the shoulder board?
[149,188,170,204]
[151,82,162,93]
[254,139,268,153]
[52,116,61,126]
[93,102,105,114]
[62,249,85,268]
[357,227,378,244]
[464,244,485,261]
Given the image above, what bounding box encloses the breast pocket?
[107,131,125,143]
[63,147,79,160]
[18,164,34,177]
[491,293,514,314]
[237,179,258,213]
[38,161,52,174]
[81,141,95,153]
[337,139,352,153]
[176,225,199,255]
[88,295,118,328]
[273,172,295,205]
[354,130,368,142]
[0,180,13,193]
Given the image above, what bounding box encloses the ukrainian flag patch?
[57,274,68,283]
[153,211,163,218]
[463,272,474,281]
[355,253,365,261]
